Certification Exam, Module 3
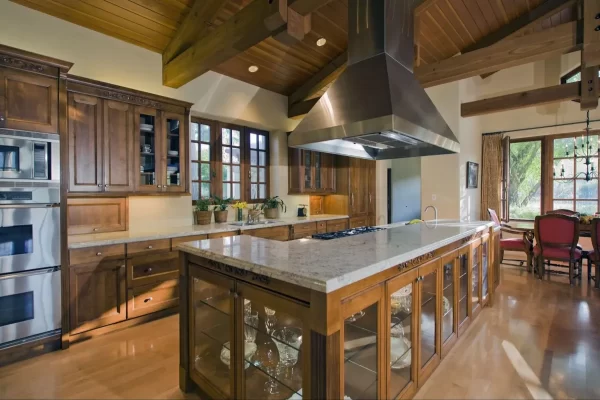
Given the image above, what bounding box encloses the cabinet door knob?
[93,228,99,231]
[96,252,102,256]
[145,267,152,273]
[147,245,153,249]
[98,184,102,187]
[157,185,161,188]
[144,297,153,303]
[105,184,108,188]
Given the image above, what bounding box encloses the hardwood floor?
[1,261,600,399]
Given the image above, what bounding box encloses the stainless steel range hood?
[288,0,459,160]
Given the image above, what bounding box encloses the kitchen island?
[177,221,499,400]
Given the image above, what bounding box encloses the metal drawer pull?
[144,297,153,303]
[145,267,153,273]
[96,252,102,256]
[93,228,99,231]
[147,245,153,249]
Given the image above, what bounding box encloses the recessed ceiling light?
[248,65,259,73]
[316,38,327,47]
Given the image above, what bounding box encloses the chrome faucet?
[424,205,438,221]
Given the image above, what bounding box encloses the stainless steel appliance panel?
[0,267,61,345]
[0,206,60,274]
[0,135,59,181]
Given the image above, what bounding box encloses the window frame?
[190,117,216,204]
[507,137,544,221]
[244,127,270,202]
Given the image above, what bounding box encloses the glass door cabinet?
[440,251,458,357]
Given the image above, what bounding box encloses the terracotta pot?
[195,210,212,225]
[214,210,228,223]
[264,208,279,219]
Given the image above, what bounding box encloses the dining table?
[505,221,592,237]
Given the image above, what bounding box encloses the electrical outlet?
[432,194,437,201]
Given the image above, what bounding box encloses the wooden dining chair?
[534,214,583,284]
[547,209,580,217]
[586,218,600,289]
[488,208,534,271]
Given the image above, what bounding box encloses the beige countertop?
[68,214,349,249]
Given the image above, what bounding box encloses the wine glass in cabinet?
[440,251,458,357]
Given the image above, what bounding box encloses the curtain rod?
[482,118,600,136]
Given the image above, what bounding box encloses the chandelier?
[556,111,598,182]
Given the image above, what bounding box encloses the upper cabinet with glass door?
[288,149,335,194]
[162,112,186,193]
[135,107,161,192]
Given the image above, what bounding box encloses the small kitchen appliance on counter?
[297,204,307,217]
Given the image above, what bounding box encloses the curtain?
[480,133,504,221]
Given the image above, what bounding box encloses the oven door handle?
[0,267,59,281]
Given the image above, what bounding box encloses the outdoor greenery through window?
[509,140,542,220]
[191,119,212,200]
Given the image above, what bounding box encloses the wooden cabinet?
[103,100,135,192]
[127,252,178,287]
[162,112,186,193]
[243,225,289,241]
[327,218,349,232]
[457,243,470,335]
[69,244,126,265]
[481,234,490,307]
[349,216,369,228]
[288,148,335,194]
[0,67,58,134]
[368,160,377,225]
[127,279,179,319]
[324,157,375,222]
[470,240,482,320]
[290,222,317,239]
[440,251,458,358]
[67,197,128,235]
[349,157,370,218]
[69,260,126,334]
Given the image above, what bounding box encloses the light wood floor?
[1,260,600,399]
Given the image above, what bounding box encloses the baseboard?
[0,331,62,367]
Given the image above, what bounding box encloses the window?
[509,140,542,220]
[552,135,599,214]
[220,124,242,201]
[247,129,269,201]
[560,66,600,84]
[191,119,214,201]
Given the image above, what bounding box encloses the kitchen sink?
[228,220,281,227]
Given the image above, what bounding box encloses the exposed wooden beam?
[461,82,581,117]
[163,0,288,88]
[415,21,580,88]
[582,0,600,69]
[580,67,599,110]
[288,0,330,16]
[289,98,319,118]
[162,0,226,65]
[274,7,312,45]
[289,51,347,105]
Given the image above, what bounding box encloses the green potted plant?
[195,197,213,225]
[212,196,230,223]
[262,196,286,219]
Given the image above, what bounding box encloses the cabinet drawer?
[317,221,327,234]
[292,222,317,239]
[67,197,128,235]
[172,235,208,248]
[208,231,238,239]
[69,244,125,265]
[127,239,171,256]
[127,251,178,288]
[349,216,369,228]
[326,219,349,233]
[244,226,290,241]
[127,279,179,319]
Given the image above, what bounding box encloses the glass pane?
[258,134,266,150]
[577,179,598,200]
[576,201,597,215]
[553,180,573,199]
[201,124,210,142]
[442,261,455,344]
[345,302,378,400]
[259,152,266,167]
[421,269,437,368]
[201,164,210,181]
[192,277,231,398]
[242,294,303,399]
[553,200,573,210]
[200,144,210,162]
[232,166,240,182]
[0,292,34,326]
[251,151,258,166]
[250,133,257,149]
[554,137,573,158]
[251,184,258,200]
[222,147,231,164]
[191,163,199,180]
[222,129,231,145]
[0,226,33,257]
[315,153,321,189]
[250,167,258,183]
[201,182,210,198]
[259,184,266,199]
[191,143,198,161]
[232,130,240,146]
[192,182,199,200]
[232,183,240,200]
[389,283,412,399]
[458,253,468,325]
[167,118,179,135]
[191,123,199,141]
[472,246,480,310]
[232,148,241,165]
[554,158,574,178]
[259,168,266,183]
[304,152,312,189]
[223,183,231,199]
[482,242,489,300]
[222,165,231,182]
[576,157,598,176]
[510,141,542,220]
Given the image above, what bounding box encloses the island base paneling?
[179,227,499,399]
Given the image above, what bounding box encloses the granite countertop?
[178,221,495,293]
[68,214,349,249]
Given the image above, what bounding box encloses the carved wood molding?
[398,252,434,271]
[0,55,48,74]
[97,89,163,109]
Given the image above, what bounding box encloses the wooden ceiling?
[11,0,578,97]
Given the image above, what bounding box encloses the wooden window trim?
[191,117,216,204]
[215,122,244,201]
[244,127,270,202]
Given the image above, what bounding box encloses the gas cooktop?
[312,226,385,240]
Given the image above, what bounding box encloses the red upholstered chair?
[586,218,600,289]
[488,209,534,271]
[547,209,579,217]
[534,214,582,284]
